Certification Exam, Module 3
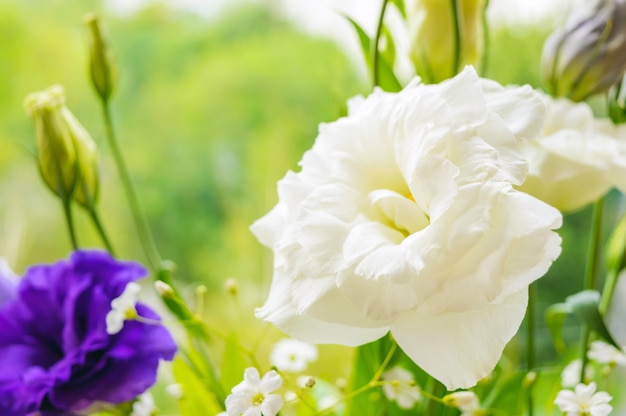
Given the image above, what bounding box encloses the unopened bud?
[523,371,537,388]
[155,280,174,297]
[408,0,486,83]
[443,391,480,412]
[542,0,626,102]
[84,13,116,102]
[304,376,316,388]
[24,85,99,207]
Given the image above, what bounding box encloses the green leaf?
[545,302,572,353]
[381,24,396,71]
[482,371,528,414]
[390,0,406,17]
[172,356,224,416]
[220,333,249,393]
[566,290,620,348]
[345,16,372,68]
[345,335,393,416]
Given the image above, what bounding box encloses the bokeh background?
[0,0,622,412]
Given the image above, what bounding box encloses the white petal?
[390,289,528,390]
[260,394,284,416]
[260,370,282,393]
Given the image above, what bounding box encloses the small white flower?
[444,391,481,416]
[588,340,626,367]
[130,392,155,416]
[555,382,612,416]
[166,383,184,400]
[225,367,283,416]
[270,338,318,372]
[381,366,421,409]
[106,282,141,335]
[561,359,594,388]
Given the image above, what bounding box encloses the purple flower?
[0,250,177,415]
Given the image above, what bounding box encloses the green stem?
[480,0,490,76]
[449,0,461,76]
[88,207,116,255]
[372,0,390,87]
[599,268,618,315]
[99,100,161,271]
[579,197,606,382]
[62,199,78,250]
[426,381,444,416]
[526,282,536,416]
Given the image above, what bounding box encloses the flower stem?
[372,0,390,87]
[579,196,606,382]
[62,199,78,250]
[99,100,161,271]
[449,0,461,75]
[526,282,536,416]
[88,207,116,255]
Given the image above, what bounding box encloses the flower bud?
[542,0,626,102]
[24,86,99,207]
[84,13,116,102]
[408,0,486,83]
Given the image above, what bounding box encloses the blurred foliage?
[0,0,620,413]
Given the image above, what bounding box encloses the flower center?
[252,392,265,406]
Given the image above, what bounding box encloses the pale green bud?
[84,13,116,102]
[24,86,99,207]
[542,0,626,102]
[408,0,486,83]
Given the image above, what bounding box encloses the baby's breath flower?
[165,383,183,400]
[554,382,612,416]
[270,338,318,372]
[381,366,421,409]
[106,281,140,335]
[225,368,283,416]
[130,392,155,416]
[588,340,626,367]
[561,359,594,388]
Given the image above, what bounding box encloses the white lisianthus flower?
[588,340,626,367]
[106,281,141,335]
[251,67,562,390]
[270,338,318,372]
[518,94,626,212]
[225,368,283,416]
[381,366,421,409]
[555,382,612,416]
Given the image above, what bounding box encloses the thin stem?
[62,200,78,250]
[449,0,461,76]
[99,100,161,271]
[480,0,490,75]
[88,207,116,255]
[426,381,444,416]
[579,197,606,382]
[372,0,390,87]
[526,282,536,416]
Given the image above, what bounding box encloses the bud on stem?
[84,13,116,102]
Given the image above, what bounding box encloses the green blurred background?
[0,0,620,411]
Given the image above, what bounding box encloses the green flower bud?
[25,85,99,208]
[408,0,486,83]
[84,13,116,102]
[542,0,626,102]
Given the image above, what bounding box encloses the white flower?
[518,94,626,212]
[105,282,140,335]
[225,368,283,416]
[381,366,421,409]
[561,359,594,388]
[251,67,562,390]
[588,340,626,366]
[130,392,155,416]
[555,382,612,416]
[270,338,318,372]
[166,383,184,399]
[444,391,481,416]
